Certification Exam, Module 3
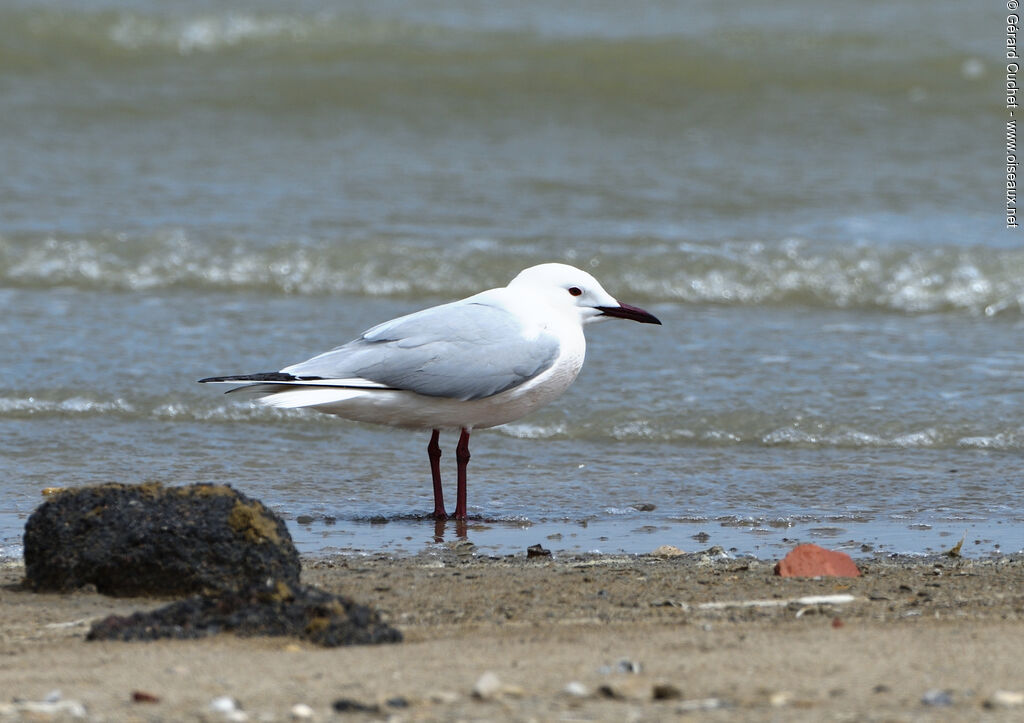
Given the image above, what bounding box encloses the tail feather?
[201,375,395,409]
[247,385,370,409]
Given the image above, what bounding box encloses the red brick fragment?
[773,543,861,578]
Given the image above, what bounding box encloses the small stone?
[632,503,657,511]
[43,690,62,704]
[985,690,1024,708]
[774,544,861,578]
[921,689,953,707]
[429,691,459,704]
[332,698,379,714]
[132,690,160,703]
[209,696,239,714]
[563,681,590,697]
[617,659,642,674]
[676,698,727,713]
[769,691,792,707]
[526,544,551,558]
[0,700,88,718]
[651,544,684,558]
[386,697,409,708]
[831,617,844,628]
[598,676,654,701]
[289,703,315,719]
[296,515,315,525]
[652,683,682,700]
[472,671,503,700]
[469,674,523,701]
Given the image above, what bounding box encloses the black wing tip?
[198,372,305,384]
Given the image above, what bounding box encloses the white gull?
[199,263,661,519]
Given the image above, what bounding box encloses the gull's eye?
[568,286,583,297]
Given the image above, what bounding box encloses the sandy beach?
[2,548,1023,721]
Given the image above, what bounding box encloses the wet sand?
[2,549,1023,721]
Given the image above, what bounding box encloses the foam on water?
[3,390,1024,453]
[3,233,1023,316]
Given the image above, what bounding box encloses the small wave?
[638,239,1024,317]
[0,395,136,417]
[760,426,942,449]
[108,13,313,55]
[500,422,568,439]
[5,391,1024,452]
[3,232,1023,317]
[958,431,1024,451]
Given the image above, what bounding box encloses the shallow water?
[1,1,1017,559]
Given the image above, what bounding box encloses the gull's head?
[507,263,661,327]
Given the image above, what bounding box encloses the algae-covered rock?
[87,579,402,647]
[23,482,300,596]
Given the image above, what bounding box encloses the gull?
[199,263,661,520]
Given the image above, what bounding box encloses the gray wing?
[281,300,560,401]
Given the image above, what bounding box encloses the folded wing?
[203,300,561,403]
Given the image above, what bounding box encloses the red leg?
[454,427,471,520]
[428,429,447,519]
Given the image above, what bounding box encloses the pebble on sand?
[208,696,249,722]
[985,690,1024,708]
[0,696,88,719]
[472,671,503,700]
[472,671,523,700]
[774,544,861,578]
[598,676,655,701]
[209,696,241,713]
[563,681,590,697]
[597,677,684,702]
[920,689,953,707]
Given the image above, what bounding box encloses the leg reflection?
[432,516,469,543]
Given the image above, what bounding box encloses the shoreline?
[3,550,1024,720]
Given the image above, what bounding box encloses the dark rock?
[332,698,381,713]
[87,579,402,647]
[527,544,551,558]
[653,683,683,700]
[24,482,300,596]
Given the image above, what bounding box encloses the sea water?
[1,0,1018,558]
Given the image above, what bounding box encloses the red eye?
[568,287,583,296]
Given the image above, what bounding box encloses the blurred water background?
[2,0,1018,559]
